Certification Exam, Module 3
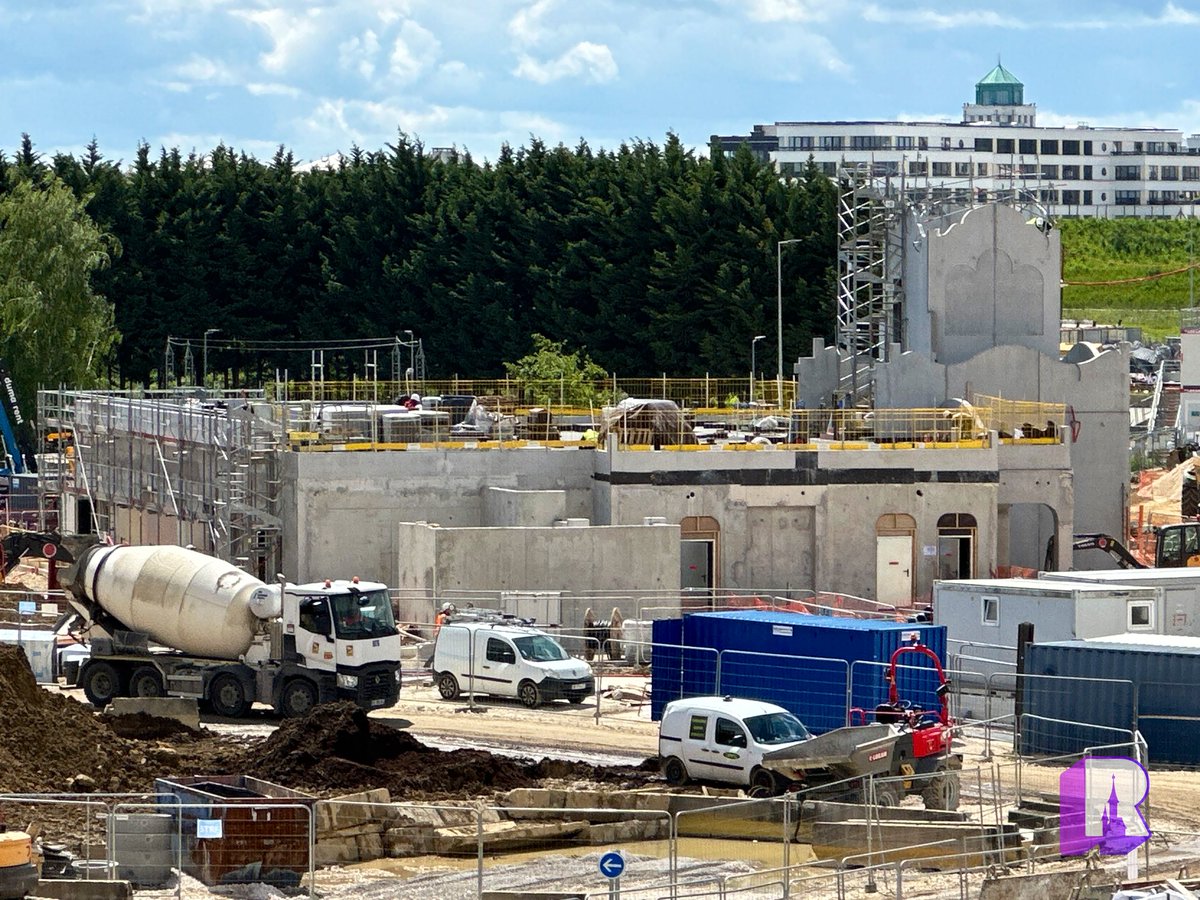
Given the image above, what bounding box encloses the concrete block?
[321,823,385,840]
[314,836,360,867]
[799,800,967,824]
[978,869,1119,900]
[500,788,566,811]
[384,826,435,857]
[482,893,585,900]
[354,831,384,861]
[32,880,133,900]
[586,819,658,845]
[316,789,391,834]
[104,697,200,731]
[810,820,1021,868]
[433,820,589,856]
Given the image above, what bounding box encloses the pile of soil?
[238,702,654,799]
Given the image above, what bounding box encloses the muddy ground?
[0,644,656,845]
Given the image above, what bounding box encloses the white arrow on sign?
[599,851,625,878]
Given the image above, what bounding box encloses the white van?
[658,696,812,791]
[432,622,594,707]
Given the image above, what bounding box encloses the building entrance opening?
[681,515,719,608]
[937,513,977,580]
[875,514,915,604]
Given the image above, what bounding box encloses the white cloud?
[234,7,322,73]
[434,60,484,93]
[508,0,555,46]
[246,82,302,97]
[172,54,237,86]
[861,5,1025,29]
[1154,2,1200,24]
[340,30,381,80]
[514,41,618,85]
[389,19,441,83]
[743,0,828,23]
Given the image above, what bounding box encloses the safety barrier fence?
[4,754,1176,900]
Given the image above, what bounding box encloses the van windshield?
[745,712,811,745]
[512,635,568,662]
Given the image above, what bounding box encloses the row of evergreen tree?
[1,133,838,384]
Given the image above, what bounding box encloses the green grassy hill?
[1059,218,1200,341]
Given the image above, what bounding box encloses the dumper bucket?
[762,723,896,779]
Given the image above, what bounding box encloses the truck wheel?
[749,768,779,798]
[81,661,121,708]
[518,680,542,708]
[281,679,318,718]
[436,672,460,700]
[874,783,902,808]
[209,673,250,718]
[128,666,164,698]
[922,764,961,811]
[662,757,688,786]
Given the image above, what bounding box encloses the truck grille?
[357,666,398,705]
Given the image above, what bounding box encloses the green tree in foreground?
[0,176,120,410]
[504,334,608,407]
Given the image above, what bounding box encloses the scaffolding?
[37,388,283,578]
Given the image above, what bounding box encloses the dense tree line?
[0,132,838,387]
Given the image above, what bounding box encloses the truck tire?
[81,661,121,708]
[874,782,902,808]
[280,679,318,718]
[922,762,962,811]
[209,673,250,718]
[128,666,164,698]
[662,757,688,786]
[518,680,542,708]
[436,672,460,700]
[749,767,779,798]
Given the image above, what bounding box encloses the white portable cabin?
[1039,567,1200,637]
[933,577,1161,680]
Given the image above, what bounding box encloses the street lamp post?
[750,335,766,407]
[777,239,802,409]
[202,328,219,388]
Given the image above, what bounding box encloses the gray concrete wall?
[921,204,1061,366]
[281,449,596,584]
[483,487,567,526]
[395,521,680,630]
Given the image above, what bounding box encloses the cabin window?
[715,717,747,748]
[1128,601,1154,630]
[982,596,999,626]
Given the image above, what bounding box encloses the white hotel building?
[714,64,1200,218]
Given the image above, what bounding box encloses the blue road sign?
[598,851,625,879]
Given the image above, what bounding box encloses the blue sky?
[4,0,1200,166]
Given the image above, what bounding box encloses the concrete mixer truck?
[37,537,402,718]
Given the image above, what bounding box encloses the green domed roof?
[975,62,1023,105]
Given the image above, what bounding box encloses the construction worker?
[434,602,456,635]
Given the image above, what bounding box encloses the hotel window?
[1039,189,1059,203]
[1148,142,1166,153]
[1083,141,1093,154]
[974,137,993,152]
[932,161,951,177]
[1019,164,1037,176]
[977,162,989,176]
[1062,165,1080,180]
[1062,189,1081,204]
[1083,166,1093,179]
[997,138,1014,154]
[896,136,915,150]
[819,162,838,175]
[1115,166,1141,181]
[1115,190,1141,205]
[819,136,843,150]
[1163,166,1179,180]
[1040,139,1059,155]
[1062,140,1080,155]
[918,137,929,150]
[908,160,928,175]
[955,162,972,176]
[1019,139,1036,155]
[1186,167,1200,181]
[1041,165,1059,179]
[941,137,952,149]
[1084,190,1094,204]
[1148,166,1159,181]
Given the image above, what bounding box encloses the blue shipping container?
[651,611,947,733]
[1023,639,1200,765]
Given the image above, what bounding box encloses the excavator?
[1073,522,1200,569]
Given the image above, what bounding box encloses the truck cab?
[281,578,402,714]
[658,695,812,790]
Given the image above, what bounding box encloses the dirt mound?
[239,702,652,799]
[104,711,203,741]
[0,644,165,794]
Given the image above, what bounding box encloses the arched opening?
[937,513,977,580]
[681,515,720,606]
[875,514,916,604]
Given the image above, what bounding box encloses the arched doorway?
[680,516,720,602]
[937,513,977,580]
[875,513,916,604]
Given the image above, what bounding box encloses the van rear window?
[689,715,707,740]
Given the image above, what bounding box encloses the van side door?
[693,715,752,785]
[480,635,520,697]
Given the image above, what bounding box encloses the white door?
[876,534,913,604]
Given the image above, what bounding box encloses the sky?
[4,0,1200,167]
